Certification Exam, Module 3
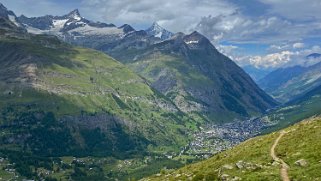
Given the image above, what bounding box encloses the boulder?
[295,159,308,167]
[236,161,245,169]
[235,160,261,170]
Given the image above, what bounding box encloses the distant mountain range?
[17,10,174,41]
[258,54,321,103]
[16,9,174,47]
[242,53,321,84]
[17,8,130,34]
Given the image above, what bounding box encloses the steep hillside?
[105,31,277,122]
[145,117,321,181]
[258,60,321,103]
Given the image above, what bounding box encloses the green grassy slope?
[0,27,196,157]
[145,117,321,181]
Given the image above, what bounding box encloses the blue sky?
[2,0,321,68]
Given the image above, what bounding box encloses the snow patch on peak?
[185,40,199,44]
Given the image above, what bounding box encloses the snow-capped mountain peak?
[145,22,173,40]
[17,8,134,40]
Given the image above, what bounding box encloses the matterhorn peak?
[149,22,167,32]
[145,21,173,40]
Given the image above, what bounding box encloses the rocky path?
[270,131,290,181]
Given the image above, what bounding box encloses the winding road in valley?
[270,131,290,181]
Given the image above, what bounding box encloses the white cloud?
[292,46,321,67]
[233,46,321,69]
[249,51,294,68]
[197,13,321,44]
[293,42,305,49]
